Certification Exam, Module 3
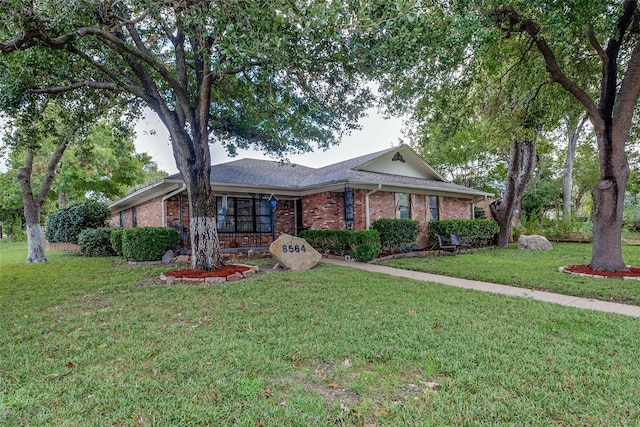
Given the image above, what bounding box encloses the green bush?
[474,207,487,219]
[45,200,110,244]
[428,219,500,247]
[110,228,124,256]
[299,229,381,262]
[122,227,179,262]
[78,227,117,257]
[371,218,421,251]
[349,230,382,262]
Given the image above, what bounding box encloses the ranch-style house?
[108,145,492,251]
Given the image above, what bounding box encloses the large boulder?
[269,234,322,271]
[517,234,553,251]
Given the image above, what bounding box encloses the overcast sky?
[133,108,407,174]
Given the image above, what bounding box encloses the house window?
[119,211,124,227]
[429,196,439,220]
[216,197,272,233]
[397,193,410,219]
[132,207,138,227]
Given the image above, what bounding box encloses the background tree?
[371,1,640,270]
[0,0,378,270]
[0,98,152,262]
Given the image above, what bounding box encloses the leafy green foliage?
[44,200,110,243]
[121,227,179,262]
[371,218,421,252]
[299,229,381,261]
[428,220,500,246]
[109,228,124,256]
[78,227,116,257]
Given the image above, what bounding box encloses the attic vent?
[392,152,405,163]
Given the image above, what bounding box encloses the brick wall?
[439,196,473,220]
[302,191,348,230]
[136,196,164,227]
[475,198,493,219]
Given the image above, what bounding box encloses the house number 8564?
[282,244,306,253]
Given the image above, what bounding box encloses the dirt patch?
[164,264,251,278]
[562,264,640,279]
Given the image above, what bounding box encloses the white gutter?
[162,184,187,227]
[365,184,382,229]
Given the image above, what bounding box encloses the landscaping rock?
[165,276,175,285]
[518,234,553,251]
[205,277,227,284]
[269,234,321,272]
[226,272,242,282]
[162,250,175,264]
[242,270,255,279]
[175,255,190,263]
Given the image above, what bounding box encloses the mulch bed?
[164,264,251,278]
[563,264,640,278]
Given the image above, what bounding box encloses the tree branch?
[31,80,122,94]
[587,25,608,66]
[37,137,69,206]
[490,8,602,129]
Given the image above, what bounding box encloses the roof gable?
[354,145,446,181]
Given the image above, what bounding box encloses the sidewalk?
[323,258,640,318]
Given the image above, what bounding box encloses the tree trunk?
[490,140,537,246]
[160,109,224,271]
[183,164,224,270]
[16,142,69,264]
[562,115,587,218]
[17,154,47,263]
[588,130,629,271]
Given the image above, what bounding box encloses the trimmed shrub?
[428,219,499,247]
[349,230,382,262]
[371,218,421,252]
[78,227,117,257]
[45,200,110,244]
[299,229,381,262]
[122,227,179,262]
[110,228,125,256]
[474,207,487,219]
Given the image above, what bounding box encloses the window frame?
[429,195,439,220]
[216,196,273,233]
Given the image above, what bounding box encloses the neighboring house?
[108,145,492,250]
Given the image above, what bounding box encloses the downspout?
[365,184,382,229]
[162,184,187,227]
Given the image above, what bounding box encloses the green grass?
[2,239,640,426]
[382,242,640,305]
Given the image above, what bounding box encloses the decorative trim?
[392,152,405,163]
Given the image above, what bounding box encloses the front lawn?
[1,240,640,426]
[382,242,640,305]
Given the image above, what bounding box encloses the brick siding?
[109,189,476,250]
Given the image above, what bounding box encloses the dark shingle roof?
[166,146,490,197]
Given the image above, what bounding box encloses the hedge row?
[45,200,110,244]
[78,227,117,257]
[428,219,499,246]
[119,227,180,262]
[371,218,421,251]
[299,229,381,262]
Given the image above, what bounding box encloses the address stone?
[269,234,322,272]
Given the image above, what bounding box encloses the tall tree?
[489,2,640,271]
[0,1,374,270]
[2,101,106,262]
[374,1,640,271]
[562,113,589,218]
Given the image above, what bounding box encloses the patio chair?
[450,234,472,251]
[435,234,457,253]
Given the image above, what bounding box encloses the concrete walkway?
[323,258,640,318]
